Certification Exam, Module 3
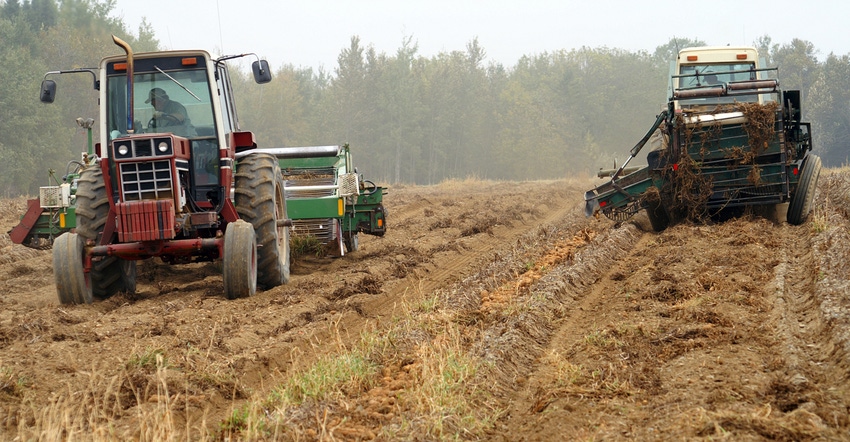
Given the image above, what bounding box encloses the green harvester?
[240,144,387,255]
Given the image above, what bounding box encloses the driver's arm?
[163,101,187,123]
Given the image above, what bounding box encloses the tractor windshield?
[106,58,216,142]
[679,63,757,87]
[675,62,760,107]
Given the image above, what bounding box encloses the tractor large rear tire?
[233,153,290,288]
[53,233,93,305]
[74,166,137,299]
[787,154,822,225]
[223,220,257,299]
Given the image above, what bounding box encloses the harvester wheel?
[53,233,92,305]
[787,154,822,225]
[223,220,257,299]
[74,166,137,298]
[234,153,290,288]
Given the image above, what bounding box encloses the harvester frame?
[585,46,820,231]
[242,144,386,256]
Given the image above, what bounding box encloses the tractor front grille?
[120,160,174,201]
[115,200,176,242]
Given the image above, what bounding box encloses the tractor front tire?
[53,233,93,305]
[75,166,137,298]
[234,153,290,288]
[787,154,822,225]
[223,220,257,299]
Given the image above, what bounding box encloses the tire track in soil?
[770,226,850,426]
[200,180,588,421]
[489,180,850,440]
[291,182,585,375]
[808,171,850,377]
[485,223,648,440]
[359,185,581,318]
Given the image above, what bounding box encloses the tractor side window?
[192,140,219,186]
[107,76,128,140]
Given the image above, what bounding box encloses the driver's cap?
[145,88,168,104]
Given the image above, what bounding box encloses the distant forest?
[1,0,848,196]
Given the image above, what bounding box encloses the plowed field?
[1,172,849,440]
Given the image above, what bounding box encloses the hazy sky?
[113,0,850,71]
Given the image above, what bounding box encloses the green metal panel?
[288,198,342,220]
[279,156,342,170]
[29,207,76,235]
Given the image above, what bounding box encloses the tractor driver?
[146,88,189,128]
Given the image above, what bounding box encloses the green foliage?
[234,34,850,180]
[809,53,850,166]
[0,0,158,196]
[2,6,850,194]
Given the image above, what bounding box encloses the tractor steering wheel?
[148,113,181,129]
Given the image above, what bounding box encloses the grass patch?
[270,350,377,407]
[289,234,326,257]
[584,328,623,349]
[810,196,830,234]
[126,347,167,371]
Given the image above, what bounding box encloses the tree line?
[1,0,848,196]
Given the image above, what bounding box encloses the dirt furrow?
[2,174,850,440]
[489,210,850,440]
[369,184,581,314]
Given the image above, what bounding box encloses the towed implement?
[241,144,387,255]
[8,117,96,249]
[585,46,820,231]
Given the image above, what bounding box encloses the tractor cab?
[670,47,771,111]
[100,49,268,212]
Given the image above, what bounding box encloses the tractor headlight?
[117,144,129,156]
[155,139,172,155]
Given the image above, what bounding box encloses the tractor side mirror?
[40,79,57,103]
[252,60,272,84]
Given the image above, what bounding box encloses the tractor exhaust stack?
[112,35,135,133]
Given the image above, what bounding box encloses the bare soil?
[1,172,849,440]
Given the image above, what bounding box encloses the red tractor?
[45,36,290,304]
